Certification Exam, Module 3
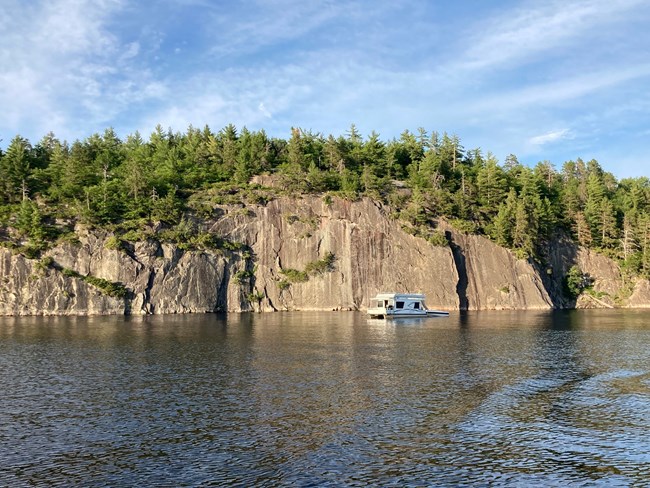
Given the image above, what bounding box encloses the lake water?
[1,310,650,486]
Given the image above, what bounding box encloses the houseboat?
[367,293,449,319]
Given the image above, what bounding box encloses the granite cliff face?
[0,230,252,316]
[210,197,460,312]
[1,196,648,315]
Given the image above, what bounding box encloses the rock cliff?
[1,195,648,315]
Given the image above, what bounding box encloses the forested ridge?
[1,124,649,279]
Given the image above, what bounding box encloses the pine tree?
[476,153,507,209]
[599,198,618,250]
[491,190,517,247]
[0,135,32,202]
[513,198,535,258]
[639,214,650,277]
[574,211,592,247]
[360,131,386,173]
[621,212,639,263]
[215,124,239,179]
[584,172,606,245]
[13,198,45,246]
[323,135,348,173]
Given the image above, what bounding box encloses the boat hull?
[367,309,449,319]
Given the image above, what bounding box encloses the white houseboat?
[367,293,449,319]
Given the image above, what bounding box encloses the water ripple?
[1,311,650,486]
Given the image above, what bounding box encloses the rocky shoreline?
[2,196,649,316]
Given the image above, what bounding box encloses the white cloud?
[529,129,573,146]
[457,0,647,72]
[145,93,227,134]
[137,66,313,134]
[258,102,273,119]
[121,42,140,60]
[467,64,650,116]
[1,0,648,183]
[207,0,361,57]
[30,0,122,56]
[134,47,430,139]
[0,0,162,141]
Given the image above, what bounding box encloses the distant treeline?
[1,124,649,277]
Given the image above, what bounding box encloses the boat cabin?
[371,293,426,312]
[367,292,449,319]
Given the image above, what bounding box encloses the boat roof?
[372,293,425,300]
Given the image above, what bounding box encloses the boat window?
[414,302,420,309]
[395,301,404,309]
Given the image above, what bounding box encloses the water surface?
[1,310,650,486]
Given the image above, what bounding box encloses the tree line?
[1,124,649,277]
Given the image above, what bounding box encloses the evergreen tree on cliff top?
[1,124,649,277]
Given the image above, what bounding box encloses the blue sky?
[1,0,650,178]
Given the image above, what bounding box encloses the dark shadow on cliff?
[446,231,469,310]
[537,233,579,309]
[231,245,260,312]
[123,286,139,315]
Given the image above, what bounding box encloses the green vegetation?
[34,256,53,276]
[83,276,129,299]
[564,265,592,298]
[427,230,449,247]
[278,253,337,290]
[247,289,265,305]
[233,269,254,284]
[402,223,449,247]
[104,235,124,251]
[304,252,336,274]
[2,124,650,280]
[280,268,309,283]
[106,217,246,252]
[60,267,128,298]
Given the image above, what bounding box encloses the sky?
[1,0,650,178]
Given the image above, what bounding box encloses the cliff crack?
[263,284,277,311]
[274,227,283,269]
[143,270,155,314]
[447,232,469,310]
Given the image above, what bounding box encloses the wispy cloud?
[120,42,141,61]
[456,0,647,72]
[138,65,314,134]
[529,129,573,147]
[1,0,649,178]
[206,0,362,57]
[0,0,163,140]
[466,64,650,116]
[258,103,273,119]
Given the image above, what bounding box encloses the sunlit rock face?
[1,196,645,315]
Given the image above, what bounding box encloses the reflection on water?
[1,310,650,486]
